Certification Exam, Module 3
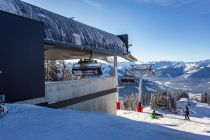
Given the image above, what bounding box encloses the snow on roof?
[0,0,128,56]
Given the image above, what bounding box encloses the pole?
[138,78,143,103]
[137,76,143,112]
[114,56,118,86]
[114,56,120,110]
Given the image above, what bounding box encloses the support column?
[114,56,118,86]
[138,78,143,103]
[114,56,120,110]
[137,78,143,112]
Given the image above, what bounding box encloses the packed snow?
[157,65,169,69]
[0,103,210,140]
[145,86,157,92]
[164,81,171,86]
[118,103,210,138]
[155,81,162,85]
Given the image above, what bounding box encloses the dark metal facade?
[0,0,128,55]
[0,11,45,102]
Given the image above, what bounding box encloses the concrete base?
[64,93,117,115]
[16,97,47,105]
[45,77,116,104]
[15,77,117,115]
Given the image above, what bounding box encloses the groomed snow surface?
[118,104,210,138]
[0,103,210,140]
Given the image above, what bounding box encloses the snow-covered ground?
[0,103,210,140]
[118,103,210,138]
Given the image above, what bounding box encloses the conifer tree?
[45,60,60,81]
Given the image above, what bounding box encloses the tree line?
[120,92,189,112]
[201,93,210,105]
[45,60,72,81]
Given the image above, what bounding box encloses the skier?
[151,109,163,117]
[184,106,190,120]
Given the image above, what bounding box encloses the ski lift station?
[0,0,136,114]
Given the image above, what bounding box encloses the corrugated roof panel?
[0,0,128,55]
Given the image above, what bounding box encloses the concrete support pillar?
[114,56,118,85]
[138,78,143,103]
[114,56,118,101]
[114,56,120,110]
[137,78,143,112]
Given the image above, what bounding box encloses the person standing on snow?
[184,106,190,120]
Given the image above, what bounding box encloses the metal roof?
[0,0,129,56]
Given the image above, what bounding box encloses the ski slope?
[0,104,210,140]
[118,104,210,137]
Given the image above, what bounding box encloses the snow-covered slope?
[188,67,210,79]
[1,104,210,140]
[118,79,174,97]
[117,60,210,79]
[155,60,210,79]
[118,102,210,138]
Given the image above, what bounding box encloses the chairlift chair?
[157,97,167,109]
[121,69,135,84]
[121,75,135,84]
[72,59,102,77]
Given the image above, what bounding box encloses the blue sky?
[22,0,210,62]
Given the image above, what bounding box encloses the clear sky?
[22,0,210,62]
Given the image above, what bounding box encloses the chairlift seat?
[72,63,102,77]
[157,104,166,106]
[121,76,135,84]
[157,103,167,109]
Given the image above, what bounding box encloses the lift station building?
[0,0,136,114]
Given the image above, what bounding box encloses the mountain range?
[68,59,210,97]
[117,60,210,97]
